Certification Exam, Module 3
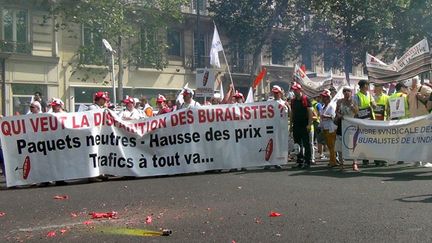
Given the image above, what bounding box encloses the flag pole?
[221,48,235,89]
[212,21,235,90]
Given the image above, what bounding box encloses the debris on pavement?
[53,195,69,200]
[269,211,282,217]
[145,215,152,224]
[90,211,118,219]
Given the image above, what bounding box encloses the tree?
[389,0,432,56]
[306,0,405,83]
[50,0,187,102]
[209,0,301,83]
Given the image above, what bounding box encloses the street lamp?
[102,39,116,106]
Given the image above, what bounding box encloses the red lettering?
[259,105,267,118]
[186,110,194,124]
[81,115,89,127]
[40,117,49,132]
[72,116,80,128]
[94,112,101,126]
[198,109,206,123]
[267,105,274,118]
[58,116,67,129]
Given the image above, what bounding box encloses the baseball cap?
[94,91,109,101]
[233,91,244,98]
[50,98,64,107]
[156,94,167,103]
[123,97,135,104]
[291,82,302,90]
[183,87,194,96]
[271,85,283,93]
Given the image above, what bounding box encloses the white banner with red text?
[0,102,289,187]
[342,114,432,161]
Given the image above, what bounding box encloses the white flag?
[245,87,254,103]
[210,25,223,68]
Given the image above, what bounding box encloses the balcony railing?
[0,40,32,54]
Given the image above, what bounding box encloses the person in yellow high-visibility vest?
[387,82,410,165]
[354,80,376,120]
[387,82,410,120]
[354,80,376,166]
[373,83,389,167]
[373,83,389,121]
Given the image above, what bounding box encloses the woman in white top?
[335,87,359,171]
[319,90,337,167]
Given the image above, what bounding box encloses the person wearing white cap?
[263,85,288,170]
[50,98,66,113]
[272,85,288,112]
[233,90,244,103]
[120,97,141,120]
[180,88,200,109]
[89,91,110,110]
[319,90,337,168]
[335,86,360,171]
[156,94,172,115]
[210,93,222,105]
[29,101,43,114]
[290,82,314,169]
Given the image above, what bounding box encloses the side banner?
[366,38,432,83]
[342,114,432,161]
[0,102,288,187]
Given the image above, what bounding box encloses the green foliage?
[389,0,432,57]
[308,0,400,72]
[51,0,187,69]
[209,0,302,74]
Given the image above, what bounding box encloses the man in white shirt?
[180,87,200,109]
[120,97,141,120]
[88,92,110,110]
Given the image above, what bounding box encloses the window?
[134,26,166,69]
[167,30,181,57]
[1,8,30,54]
[271,39,285,65]
[194,32,209,68]
[81,26,105,64]
[11,84,46,115]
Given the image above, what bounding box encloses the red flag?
[252,68,267,90]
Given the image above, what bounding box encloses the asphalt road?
[1,162,432,242]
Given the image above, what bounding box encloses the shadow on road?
[396,194,432,203]
[239,164,432,182]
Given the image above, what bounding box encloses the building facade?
[0,0,367,116]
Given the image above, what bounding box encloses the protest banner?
[195,68,216,97]
[341,114,432,161]
[293,64,333,97]
[0,102,289,187]
[366,38,432,83]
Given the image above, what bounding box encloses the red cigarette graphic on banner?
[15,156,31,180]
[259,138,274,161]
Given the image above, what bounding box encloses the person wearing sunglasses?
[29,101,42,114]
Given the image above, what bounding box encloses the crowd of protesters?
[1,76,432,186]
